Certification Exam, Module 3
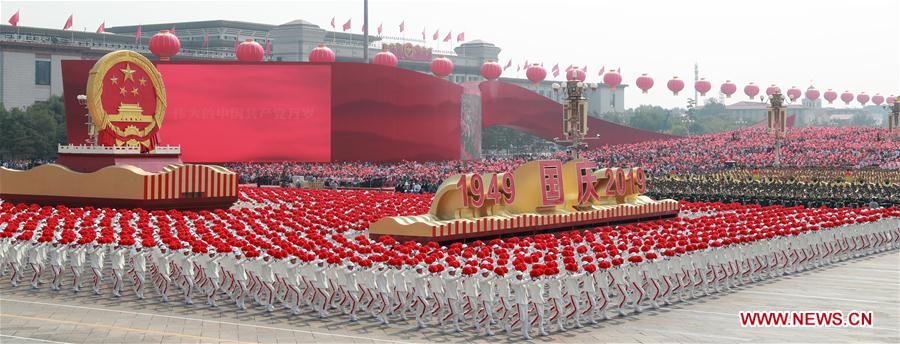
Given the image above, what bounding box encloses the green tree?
[0,96,67,160]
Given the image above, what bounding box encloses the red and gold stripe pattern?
[143,164,238,200]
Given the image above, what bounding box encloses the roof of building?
[726,101,804,110]
[107,20,276,33]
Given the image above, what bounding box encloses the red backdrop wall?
[478,81,677,147]
[157,64,331,162]
[62,60,461,162]
[330,63,462,162]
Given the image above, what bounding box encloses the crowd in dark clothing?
[646,172,899,208]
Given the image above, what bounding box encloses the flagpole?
[363,0,369,62]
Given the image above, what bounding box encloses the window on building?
[35,60,51,85]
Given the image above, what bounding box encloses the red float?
[431,57,454,78]
[667,76,685,95]
[148,30,180,61]
[479,60,502,80]
[744,82,760,99]
[720,80,736,98]
[235,39,264,62]
[635,73,654,94]
[525,64,546,85]
[694,78,711,96]
[309,44,336,63]
[372,48,398,67]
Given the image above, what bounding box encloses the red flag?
[552,64,560,77]
[598,66,605,76]
[63,14,73,30]
[134,25,141,44]
[504,59,512,70]
[202,30,208,48]
[399,21,405,33]
[432,29,439,40]
[617,67,621,73]
[443,31,452,42]
[96,22,105,33]
[330,17,335,28]
[421,28,426,40]
[517,65,521,72]
[342,18,351,31]
[523,60,529,69]
[8,10,19,27]
[456,32,465,42]
[377,23,382,35]
[583,65,588,74]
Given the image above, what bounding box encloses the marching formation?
[1,200,897,339]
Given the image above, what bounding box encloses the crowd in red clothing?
[224,127,899,191]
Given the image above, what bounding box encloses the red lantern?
[871,94,884,106]
[886,95,896,104]
[805,86,820,101]
[856,92,869,106]
[720,80,736,98]
[667,76,685,95]
[309,44,336,63]
[786,86,802,101]
[235,39,264,62]
[372,48,398,67]
[480,60,502,80]
[566,67,586,82]
[525,64,546,85]
[603,69,622,90]
[694,78,711,96]
[840,91,854,105]
[824,89,837,104]
[744,82,760,99]
[765,84,780,96]
[635,73,654,94]
[431,57,454,78]
[149,30,180,61]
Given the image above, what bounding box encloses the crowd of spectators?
[222,127,898,193]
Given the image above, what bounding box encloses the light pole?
[765,92,787,166]
[886,96,900,134]
[552,77,598,159]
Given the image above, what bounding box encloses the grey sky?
[4,0,899,109]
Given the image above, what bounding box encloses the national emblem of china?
[86,50,167,152]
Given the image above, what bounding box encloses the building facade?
[1,19,626,114]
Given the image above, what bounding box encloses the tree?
[850,113,876,127]
[0,96,67,160]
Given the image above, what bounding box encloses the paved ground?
[1,250,898,343]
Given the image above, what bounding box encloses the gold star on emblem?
[119,86,127,95]
[130,87,139,96]
[121,64,136,82]
[110,76,119,85]
[138,77,147,86]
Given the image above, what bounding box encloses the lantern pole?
[553,71,598,160]
[766,92,787,166]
